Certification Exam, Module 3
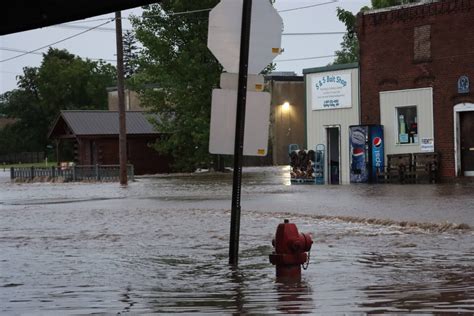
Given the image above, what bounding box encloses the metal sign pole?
[229,0,252,266]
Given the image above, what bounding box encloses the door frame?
[453,103,474,176]
[325,125,341,184]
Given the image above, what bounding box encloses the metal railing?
[10,164,134,182]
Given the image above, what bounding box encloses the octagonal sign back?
[208,0,283,74]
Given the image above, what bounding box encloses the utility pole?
[229,0,252,266]
[115,11,127,186]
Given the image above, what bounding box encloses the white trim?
[453,103,474,176]
[379,87,434,156]
[379,87,433,95]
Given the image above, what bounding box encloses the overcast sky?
[0,0,371,94]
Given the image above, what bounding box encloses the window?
[396,106,418,144]
[414,25,431,62]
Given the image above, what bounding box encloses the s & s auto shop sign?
[310,72,352,110]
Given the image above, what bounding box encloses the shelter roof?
[49,110,161,138]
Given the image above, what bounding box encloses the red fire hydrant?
[269,219,313,280]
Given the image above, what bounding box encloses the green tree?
[333,0,420,64]
[131,0,221,171]
[0,48,116,154]
[123,30,139,78]
[333,7,360,65]
[0,89,41,153]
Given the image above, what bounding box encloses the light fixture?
[282,101,290,111]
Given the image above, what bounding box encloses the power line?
[278,0,338,13]
[275,55,336,62]
[65,0,338,27]
[0,47,117,62]
[65,17,117,24]
[52,24,123,32]
[0,47,42,56]
[50,23,345,37]
[0,19,114,63]
[151,1,338,15]
[283,32,345,36]
[168,8,212,16]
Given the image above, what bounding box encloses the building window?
[396,106,418,144]
[414,25,431,62]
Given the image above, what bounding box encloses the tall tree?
[131,0,221,171]
[123,30,139,78]
[0,48,116,154]
[333,0,420,64]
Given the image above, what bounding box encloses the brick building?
[357,0,474,178]
[266,74,306,165]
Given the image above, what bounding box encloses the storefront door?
[460,111,474,176]
[326,127,340,184]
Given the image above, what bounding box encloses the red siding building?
[357,0,474,179]
[49,111,171,175]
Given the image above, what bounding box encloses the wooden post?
[55,139,60,166]
[10,167,14,180]
[96,164,100,181]
[30,166,35,180]
[115,11,128,186]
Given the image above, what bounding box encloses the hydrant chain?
[302,250,310,270]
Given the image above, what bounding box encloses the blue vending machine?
[349,125,384,183]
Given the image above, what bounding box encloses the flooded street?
[1,167,473,314]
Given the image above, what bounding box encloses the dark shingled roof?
[56,110,160,136]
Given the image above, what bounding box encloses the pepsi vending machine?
[349,125,384,183]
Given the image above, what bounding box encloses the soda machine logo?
[373,137,382,148]
[373,137,383,168]
[353,147,364,157]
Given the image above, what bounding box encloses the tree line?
[0,49,116,157]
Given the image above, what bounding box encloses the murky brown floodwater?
[1,167,473,314]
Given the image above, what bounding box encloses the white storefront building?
[304,63,360,184]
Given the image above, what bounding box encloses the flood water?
[1,167,473,314]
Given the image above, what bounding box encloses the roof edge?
[363,0,440,15]
[303,63,359,75]
[265,75,304,82]
[48,112,76,139]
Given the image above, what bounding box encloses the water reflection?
[358,250,474,313]
[275,279,314,314]
[229,268,246,314]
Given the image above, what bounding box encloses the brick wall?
[357,0,474,178]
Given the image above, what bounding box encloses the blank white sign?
[207,0,283,74]
[220,73,264,91]
[209,89,270,156]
